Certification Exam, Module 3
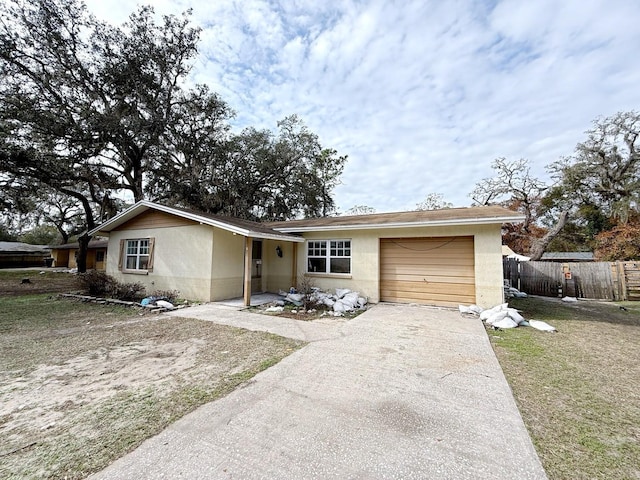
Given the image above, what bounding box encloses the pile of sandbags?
[459,303,557,332]
[279,287,368,315]
[479,303,526,329]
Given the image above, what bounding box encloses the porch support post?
[244,236,253,307]
[292,242,298,289]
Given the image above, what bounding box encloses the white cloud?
[84,0,640,212]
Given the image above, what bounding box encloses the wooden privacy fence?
[503,258,640,301]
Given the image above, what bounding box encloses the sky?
[84,0,640,213]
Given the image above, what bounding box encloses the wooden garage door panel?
[379,272,475,284]
[380,264,474,275]
[380,255,474,267]
[379,291,476,308]
[380,237,475,306]
[380,280,475,296]
[380,243,474,254]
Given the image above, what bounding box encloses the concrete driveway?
[91,303,547,479]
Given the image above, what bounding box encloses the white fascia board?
[272,216,526,233]
[251,232,305,242]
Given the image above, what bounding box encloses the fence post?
[618,261,628,301]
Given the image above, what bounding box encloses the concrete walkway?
[92,303,547,480]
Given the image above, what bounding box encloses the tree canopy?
[471,111,640,260]
[415,193,453,211]
[345,205,376,215]
[0,0,346,267]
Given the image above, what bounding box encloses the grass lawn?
[490,296,640,480]
[0,273,304,479]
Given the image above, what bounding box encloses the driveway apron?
[91,303,547,479]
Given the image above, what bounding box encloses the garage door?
[380,237,475,307]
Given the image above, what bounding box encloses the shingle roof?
[540,252,595,261]
[0,241,50,253]
[49,239,109,250]
[166,205,302,239]
[268,205,524,232]
[89,202,524,239]
[89,201,304,242]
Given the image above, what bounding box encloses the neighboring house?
[50,239,109,270]
[539,252,595,262]
[89,201,524,308]
[502,245,531,261]
[0,241,51,268]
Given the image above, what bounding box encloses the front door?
[251,240,262,293]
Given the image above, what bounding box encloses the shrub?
[78,271,117,297]
[78,271,146,301]
[296,276,321,311]
[112,281,146,301]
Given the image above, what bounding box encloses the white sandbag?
[529,320,557,332]
[334,292,360,313]
[335,288,351,299]
[506,308,525,324]
[492,317,519,329]
[357,297,368,308]
[333,300,350,313]
[265,306,284,312]
[480,303,508,321]
[469,304,483,314]
[322,297,336,307]
[562,296,578,303]
[485,310,510,325]
[508,287,528,298]
[459,304,483,315]
[155,300,174,309]
[286,293,304,302]
[343,291,360,304]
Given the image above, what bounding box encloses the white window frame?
[306,239,351,274]
[125,239,150,271]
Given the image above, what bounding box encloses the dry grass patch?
[490,296,640,480]
[0,293,303,479]
[0,270,80,296]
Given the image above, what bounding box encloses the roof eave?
[272,215,526,233]
[88,200,304,242]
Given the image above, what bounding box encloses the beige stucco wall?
[296,224,504,309]
[263,239,296,293]
[51,249,69,268]
[107,224,215,301]
[210,229,245,301]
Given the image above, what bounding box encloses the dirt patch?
[2,338,205,432]
[0,270,79,296]
[0,294,303,479]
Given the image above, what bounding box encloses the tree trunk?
[77,234,91,273]
[529,211,570,261]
